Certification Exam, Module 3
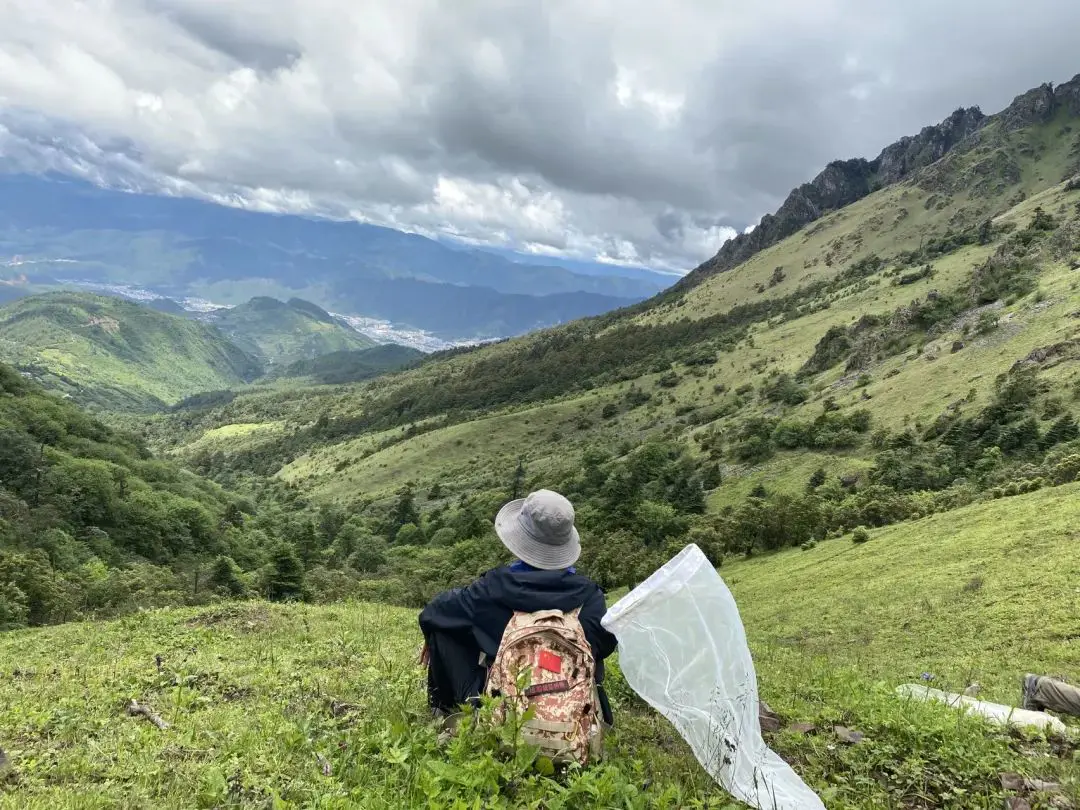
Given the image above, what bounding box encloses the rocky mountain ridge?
[676,73,1080,291]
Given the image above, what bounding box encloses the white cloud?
[1,0,1078,272]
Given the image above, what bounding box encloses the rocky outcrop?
[875,107,987,184]
[675,105,985,290]
[1056,74,1080,117]
[689,158,875,280]
[676,73,1080,293]
[1010,339,1080,371]
[998,83,1057,131]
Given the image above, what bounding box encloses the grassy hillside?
[0,292,262,410]
[163,115,1080,512]
[645,108,1080,326]
[1,485,1076,809]
[207,297,376,368]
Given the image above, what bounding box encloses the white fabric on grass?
[602,544,825,810]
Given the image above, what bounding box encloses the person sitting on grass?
[418,489,617,726]
[1023,673,1080,717]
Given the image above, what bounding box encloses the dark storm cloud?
[410,2,714,210]
[1,0,1079,271]
[145,0,301,74]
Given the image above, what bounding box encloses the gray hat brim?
[495,498,581,570]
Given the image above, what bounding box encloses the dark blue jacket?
[419,564,618,719]
[420,564,617,672]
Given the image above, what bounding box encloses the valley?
[0,292,425,409]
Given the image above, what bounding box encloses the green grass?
[706,451,876,510]
[177,421,289,459]
[727,481,1080,701]
[278,392,631,503]
[2,485,1078,808]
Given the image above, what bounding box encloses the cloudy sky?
[1,0,1078,272]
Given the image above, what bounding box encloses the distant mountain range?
[0,291,423,409]
[0,173,672,339]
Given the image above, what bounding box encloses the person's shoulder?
[473,565,513,589]
[566,571,606,594]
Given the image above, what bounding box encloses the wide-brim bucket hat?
[494,489,581,570]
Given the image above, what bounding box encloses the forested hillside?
[273,344,425,385]
[0,363,247,627]
[0,360,534,629]
[0,292,422,411]
[0,292,262,410]
[205,296,376,367]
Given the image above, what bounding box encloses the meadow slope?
[167,140,1080,515]
[1,484,1077,809]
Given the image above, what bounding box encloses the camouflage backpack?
[485,607,604,765]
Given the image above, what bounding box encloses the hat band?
[516,509,571,547]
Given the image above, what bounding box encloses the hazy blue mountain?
[466,244,681,285]
[329,276,640,338]
[0,173,662,338]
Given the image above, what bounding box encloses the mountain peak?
[286,297,335,323]
[872,106,986,184]
[997,74,1080,131]
[210,295,376,366]
[999,82,1057,130]
[245,296,289,311]
[676,105,989,291]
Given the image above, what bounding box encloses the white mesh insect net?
[602,544,824,810]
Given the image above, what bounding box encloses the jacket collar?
[509,559,576,575]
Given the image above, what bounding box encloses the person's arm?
[579,586,618,661]
[418,572,492,635]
